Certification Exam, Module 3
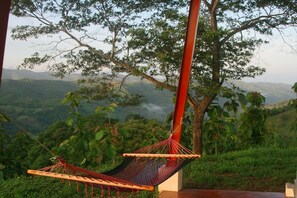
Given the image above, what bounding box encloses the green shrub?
[0,175,157,198]
[0,176,84,198]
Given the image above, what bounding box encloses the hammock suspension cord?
[10,118,58,158]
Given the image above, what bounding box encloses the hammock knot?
[57,157,67,165]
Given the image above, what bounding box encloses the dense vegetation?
[0,79,77,134]
[2,0,297,195]
[0,109,167,197]
[1,78,294,135]
[0,79,173,134]
[0,81,296,197]
[11,0,297,154]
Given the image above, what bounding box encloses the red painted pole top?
[0,0,12,85]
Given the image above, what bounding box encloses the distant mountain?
[0,79,173,134]
[2,68,81,81]
[2,68,295,105]
[2,69,296,104]
[0,69,295,134]
[228,80,295,104]
[0,79,78,134]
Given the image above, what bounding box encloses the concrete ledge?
[158,170,182,192]
[285,182,294,198]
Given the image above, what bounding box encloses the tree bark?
[191,0,221,155]
[192,106,204,155]
[191,94,216,155]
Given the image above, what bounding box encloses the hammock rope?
[11,120,58,158]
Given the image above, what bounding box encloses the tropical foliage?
[10,0,297,154]
[0,83,296,196]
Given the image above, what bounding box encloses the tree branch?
[110,30,118,59]
[61,26,178,93]
[210,0,219,14]
[221,13,285,44]
[117,73,131,94]
[188,95,198,108]
[202,0,211,10]
[275,27,297,53]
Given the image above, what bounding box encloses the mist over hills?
[3,68,295,104]
[0,68,295,134]
[227,80,295,104]
[2,68,81,81]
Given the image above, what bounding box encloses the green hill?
[184,147,297,192]
[3,68,295,104]
[2,68,81,81]
[266,108,297,147]
[0,79,173,134]
[0,69,295,135]
[0,79,78,134]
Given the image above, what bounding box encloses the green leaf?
[95,106,104,113]
[66,118,73,126]
[105,144,117,158]
[237,93,247,107]
[80,158,86,166]
[83,140,89,150]
[95,130,105,141]
[292,82,297,93]
[119,128,129,137]
[0,114,8,123]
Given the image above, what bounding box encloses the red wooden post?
[0,0,12,84]
[171,0,201,146]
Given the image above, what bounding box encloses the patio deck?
[159,189,285,198]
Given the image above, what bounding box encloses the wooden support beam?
[171,0,201,145]
[0,0,12,84]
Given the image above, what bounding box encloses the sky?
[3,15,297,85]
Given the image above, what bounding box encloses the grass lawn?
[266,109,297,147]
[183,147,297,192]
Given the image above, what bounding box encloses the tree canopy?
[10,0,297,154]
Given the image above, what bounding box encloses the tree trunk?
[191,95,215,155]
[192,106,204,155]
[190,0,221,155]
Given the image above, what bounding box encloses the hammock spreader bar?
[122,153,200,158]
[27,170,154,191]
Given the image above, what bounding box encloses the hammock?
[28,137,200,194]
[27,0,201,195]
